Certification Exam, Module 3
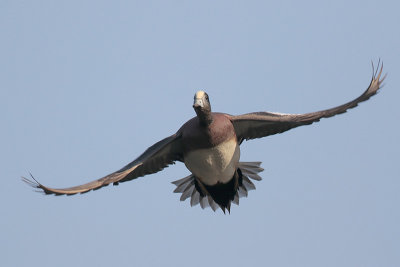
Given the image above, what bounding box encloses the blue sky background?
[2,1,399,266]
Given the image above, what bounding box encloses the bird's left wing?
[22,133,183,195]
[230,62,386,142]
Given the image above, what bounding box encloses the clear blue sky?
[2,1,399,266]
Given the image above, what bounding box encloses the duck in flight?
[23,62,386,213]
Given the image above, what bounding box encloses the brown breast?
[179,113,237,152]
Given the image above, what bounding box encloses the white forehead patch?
[195,90,205,99]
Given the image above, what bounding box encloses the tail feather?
[173,176,193,193]
[242,176,256,190]
[208,195,218,211]
[180,180,195,201]
[190,190,201,207]
[171,161,264,213]
[233,192,239,205]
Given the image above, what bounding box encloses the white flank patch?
[184,137,240,185]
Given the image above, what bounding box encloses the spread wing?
[22,133,183,195]
[231,61,386,142]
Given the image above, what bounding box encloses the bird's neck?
[196,110,213,127]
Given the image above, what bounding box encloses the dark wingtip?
[21,173,49,195]
[21,173,40,188]
[365,59,386,96]
[374,59,385,81]
[21,176,38,188]
[22,173,60,195]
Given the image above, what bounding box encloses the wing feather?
[231,61,386,142]
[22,133,183,195]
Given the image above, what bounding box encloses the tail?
[172,161,264,213]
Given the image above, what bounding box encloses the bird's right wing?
[23,133,183,195]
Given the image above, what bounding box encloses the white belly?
[184,138,240,185]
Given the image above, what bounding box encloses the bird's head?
[193,90,211,111]
[193,90,212,125]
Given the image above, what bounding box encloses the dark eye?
[205,94,209,101]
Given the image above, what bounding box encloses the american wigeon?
[23,62,386,213]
